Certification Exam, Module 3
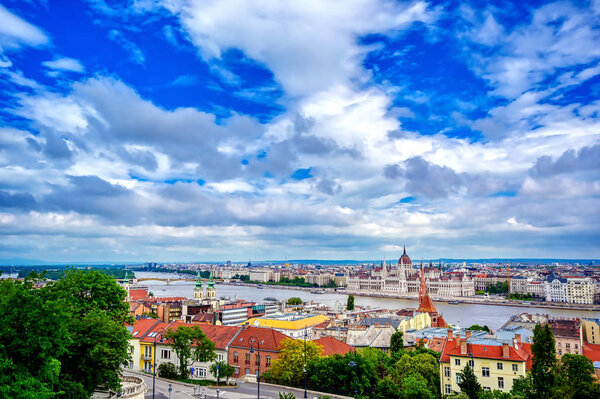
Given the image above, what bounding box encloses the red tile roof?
[154,321,243,350]
[583,343,600,362]
[426,337,446,353]
[229,326,290,352]
[139,321,169,343]
[441,338,532,369]
[312,321,332,330]
[314,337,352,356]
[130,318,160,339]
[129,289,149,301]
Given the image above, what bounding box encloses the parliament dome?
[398,246,412,265]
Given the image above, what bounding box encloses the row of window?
[451,360,519,372]
[444,377,506,394]
[232,352,272,367]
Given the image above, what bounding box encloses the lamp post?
[348,350,357,398]
[152,328,165,399]
[303,326,308,398]
[249,336,261,399]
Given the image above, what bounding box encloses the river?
[134,272,599,331]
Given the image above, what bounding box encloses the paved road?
[124,371,335,399]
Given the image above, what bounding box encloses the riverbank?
[220,281,600,311]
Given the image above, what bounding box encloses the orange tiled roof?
[314,337,352,356]
[583,343,600,362]
[229,326,290,352]
[129,289,149,301]
[130,318,160,338]
[441,338,532,369]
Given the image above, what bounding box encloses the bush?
[158,362,178,379]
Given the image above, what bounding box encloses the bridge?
[133,277,196,285]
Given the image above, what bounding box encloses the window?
[483,387,490,392]
[444,367,451,377]
[455,359,461,366]
[245,368,250,375]
[266,356,271,367]
[233,352,239,364]
[575,344,578,349]
[160,349,171,359]
[497,362,503,370]
[144,361,152,372]
[482,367,490,377]
[558,350,562,355]
[130,346,134,354]
[498,377,504,389]
[245,353,251,365]
[234,367,239,377]
[469,359,474,367]
[129,361,134,369]
[566,343,570,348]
[255,354,260,366]
[456,375,462,384]
[218,353,224,362]
[445,384,452,395]
[558,342,561,348]
[195,368,207,378]
[512,364,518,372]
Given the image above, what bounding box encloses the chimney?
[460,341,467,355]
[515,334,521,344]
[502,342,510,358]
[465,331,472,339]
[448,330,454,340]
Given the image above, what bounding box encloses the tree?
[210,361,235,385]
[374,376,402,399]
[307,352,377,397]
[457,363,482,399]
[467,325,490,333]
[42,269,134,396]
[164,325,217,378]
[391,353,440,398]
[390,330,404,357]
[400,374,435,399]
[158,362,178,379]
[347,294,355,311]
[530,324,557,398]
[287,297,303,305]
[264,338,322,387]
[557,354,600,399]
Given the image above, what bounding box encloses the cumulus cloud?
[530,143,600,177]
[0,4,49,50]
[42,57,85,73]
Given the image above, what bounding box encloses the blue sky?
[0,0,599,263]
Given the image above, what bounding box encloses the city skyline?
[1,1,599,263]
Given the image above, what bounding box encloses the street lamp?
[249,335,261,399]
[303,326,308,398]
[348,350,358,398]
[152,328,166,399]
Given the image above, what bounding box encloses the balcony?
[142,354,152,361]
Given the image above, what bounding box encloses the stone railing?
[118,376,147,398]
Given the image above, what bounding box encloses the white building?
[347,248,474,298]
[545,272,597,304]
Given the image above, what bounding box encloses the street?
[123,371,344,399]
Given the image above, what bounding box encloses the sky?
[0,0,599,264]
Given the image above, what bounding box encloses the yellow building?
[582,319,600,344]
[439,331,532,395]
[397,312,431,332]
[243,314,329,339]
[127,319,166,373]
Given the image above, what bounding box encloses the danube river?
[134,272,599,331]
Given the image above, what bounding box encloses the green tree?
[164,325,217,378]
[210,361,235,385]
[457,363,482,399]
[530,323,557,398]
[390,329,404,358]
[400,374,435,399]
[467,325,490,333]
[287,297,303,305]
[158,362,178,379]
[42,269,134,396]
[374,376,402,399]
[391,353,440,398]
[347,294,355,311]
[558,354,600,399]
[264,338,322,387]
[359,347,393,379]
[307,352,377,397]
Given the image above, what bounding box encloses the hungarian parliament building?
[346,247,475,298]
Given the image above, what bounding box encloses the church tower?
[206,271,216,299]
[193,271,204,299]
[418,262,448,327]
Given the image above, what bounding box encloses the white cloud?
[0,4,49,50]
[42,57,85,73]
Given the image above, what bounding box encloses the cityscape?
[1,1,599,399]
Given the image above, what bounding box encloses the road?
[123,371,342,399]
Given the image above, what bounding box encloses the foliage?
[287,297,303,305]
[264,338,322,387]
[486,281,509,294]
[210,361,235,384]
[158,362,179,379]
[278,393,296,399]
[17,267,133,280]
[457,363,482,399]
[0,270,134,398]
[249,276,314,287]
[390,330,404,357]
[508,293,533,300]
[557,354,600,399]
[347,294,355,311]
[307,352,376,397]
[164,326,217,377]
[323,279,337,288]
[467,324,490,332]
[530,323,557,398]
[392,353,440,397]
[233,273,250,281]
